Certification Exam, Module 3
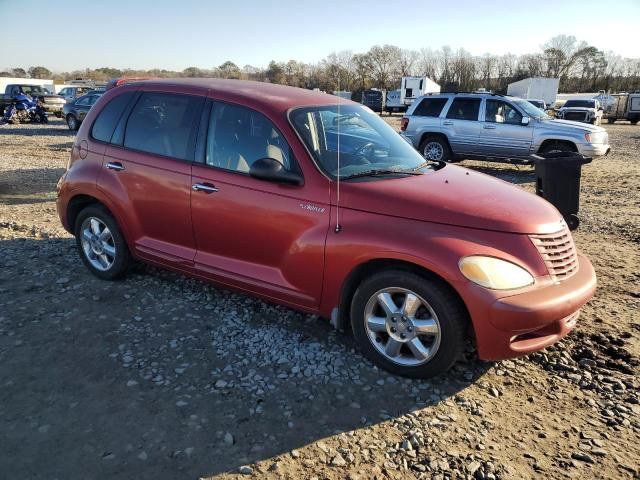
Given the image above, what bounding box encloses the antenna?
[335,77,342,233]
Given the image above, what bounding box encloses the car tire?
[350,270,467,378]
[419,136,452,162]
[66,114,79,131]
[631,120,638,125]
[607,118,615,124]
[74,205,131,280]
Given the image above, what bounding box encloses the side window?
[485,100,522,125]
[124,92,203,161]
[206,102,293,173]
[446,98,481,121]
[59,88,68,96]
[413,98,448,117]
[76,97,90,106]
[91,91,136,143]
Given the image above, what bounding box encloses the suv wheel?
[66,114,78,130]
[420,136,451,162]
[74,205,130,280]
[350,271,467,378]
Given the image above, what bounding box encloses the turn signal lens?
[459,256,534,290]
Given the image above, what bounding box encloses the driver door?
[190,101,329,309]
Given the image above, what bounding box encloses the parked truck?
[400,77,440,107]
[385,89,405,114]
[0,84,66,117]
[361,88,385,112]
[605,93,640,124]
[507,77,559,107]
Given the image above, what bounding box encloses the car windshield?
[563,100,595,108]
[511,98,550,119]
[290,104,432,179]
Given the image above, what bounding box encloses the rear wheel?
[350,270,467,378]
[607,118,615,124]
[631,120,638,125]
[419,136,451,162]
[74,205,130,280]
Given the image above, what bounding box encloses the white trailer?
[0,77,55,94]
[400,77,440,106]
[507,77,559,107]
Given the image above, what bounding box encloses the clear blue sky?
[0,0,638,72]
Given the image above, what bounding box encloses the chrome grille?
[564,111,587,122]
[530,228,579,281]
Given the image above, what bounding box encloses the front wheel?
[74,205,131,280]
[350,271,467,378]
[66,114,78,130]
[419,136,451,162]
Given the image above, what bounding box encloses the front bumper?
[43,103,64,113]
[578,143,611,157]
[471,253,596,360]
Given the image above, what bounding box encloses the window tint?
[485,100,523,125]
[124,93,203,161]
[446,98,481,121]
[206,102,292,173]
[413,98,448,117]
[91,91,135,143]
[76,96,91,106]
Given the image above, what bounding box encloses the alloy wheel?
[80,217,116,271]
[423,141,444,161]
[363,287,441,366]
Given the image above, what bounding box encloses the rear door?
[98,90,204,264]
[441,97,482,155]
[478,99,533,159]
[190,100,329,309]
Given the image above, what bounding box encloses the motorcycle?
[2,92,48,124]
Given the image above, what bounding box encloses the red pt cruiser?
[56,79,597,378]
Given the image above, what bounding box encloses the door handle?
[483,124,497,129]
[106,162,125,171]
[443,120,454,125]
[192,183,218,193]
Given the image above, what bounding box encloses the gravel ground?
[0,117,638,479]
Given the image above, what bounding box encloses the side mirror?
[249,157,303,186]
[521,116,531,125]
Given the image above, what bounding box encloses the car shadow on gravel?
[0,235,492,479]
[466,163,536,185]
[0,125,74,137]
[0,167,66,199]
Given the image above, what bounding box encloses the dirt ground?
[0,117,638,480]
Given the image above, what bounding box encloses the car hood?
[340,165,564,234]
[559,107,595,112]
[538,118,604,132]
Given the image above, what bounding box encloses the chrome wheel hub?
[80,217,116,271]
[364,287,441,366]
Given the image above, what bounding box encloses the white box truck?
[507,77,559,107]
[400,77,440,106]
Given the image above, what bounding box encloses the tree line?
[3,35,639,95]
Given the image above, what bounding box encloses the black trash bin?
[530,152,592,230]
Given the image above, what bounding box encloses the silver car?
[400,93,611,163]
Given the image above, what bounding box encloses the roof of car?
[124,78,348,113]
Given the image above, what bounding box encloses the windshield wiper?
[340,168,424,180]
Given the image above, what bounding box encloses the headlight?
[585,132,605,143]
[459,256,534,290]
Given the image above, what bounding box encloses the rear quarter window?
[413,98,448,117]
[91,91,136,143]
[123,92,204,161]
[445,98,481,121]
